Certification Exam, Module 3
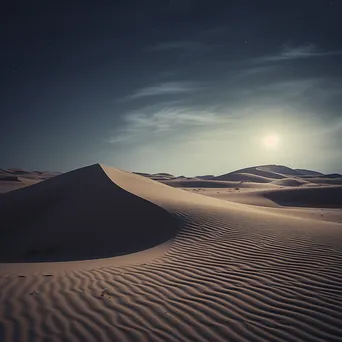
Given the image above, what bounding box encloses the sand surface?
[1,164,342,342]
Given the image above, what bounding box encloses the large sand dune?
[1,164,342,341]
[213,164,342,186]
[0,164,178,262]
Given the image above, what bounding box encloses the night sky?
[1,0,342,175]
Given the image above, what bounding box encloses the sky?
[1,0,342,176]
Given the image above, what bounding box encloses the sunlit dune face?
[262,134,279,149]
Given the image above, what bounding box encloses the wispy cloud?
[281,44,322,59]
[127,81,200,99]
[107,105,234,144]
[256,44,341,63]
[109,76,342,145]
[232,77,342,108]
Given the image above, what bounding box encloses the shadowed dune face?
[0,175,20,181]
[257,165,303,176]
[263,186,342,208]
[162,179,240,188]
[295,168,323,176]
[271,177,308,187]
[0,164,179,262]
[162,179,279,189]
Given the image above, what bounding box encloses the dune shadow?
[264,186,342,208]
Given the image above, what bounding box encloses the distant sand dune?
[213,165,342,188]
[264,185,342,208]
[195,185,342,209]
[163,178,280,189]
[303,176,342,185]
[271,177,309,187]
[257,165,303,176]
[0,169,60,193]
[295,168,324,176]
[162,179,241,188]
[215,165,289,182]
[215,172,274,183]
[0,175,19,181]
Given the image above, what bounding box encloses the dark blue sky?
[1,0,342,175]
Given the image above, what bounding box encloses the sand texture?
[1,164,342,342]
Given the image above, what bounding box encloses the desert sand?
[1,164,342,341]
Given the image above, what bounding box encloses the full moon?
[262,134,279,149]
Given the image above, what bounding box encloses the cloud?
[230,75,342,106]
[281,44,322,59]
[109,75,342,148]
[127,81,200,99]
[107,105,235,144]
[256,44,341,63]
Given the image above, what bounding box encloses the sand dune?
[164,179,280,189]
[271,177,309,187]
[257,165,303,176]
[194,185,342,209]
[263,185,342,208]
[0,174,19,182]
[0,168,59,193]
[195,174,215,180]
[133,172,176,181]
[216,172,275,183]
[162,179,242,188]
[189,188,281,207]
[215,166,288,182]
[295,168,324,176]
[303,176,342,185]
[324,173,342,179]
[191,187,342,222]
[0,168,60,180]
[1,164,342,342]
[214,165,342,188]
[0,164,178,262]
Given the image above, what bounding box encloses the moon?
[262,134,279,149]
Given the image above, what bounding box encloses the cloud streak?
[256,44,341,63]
[127,81,200,99]
[107,105,235,144]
